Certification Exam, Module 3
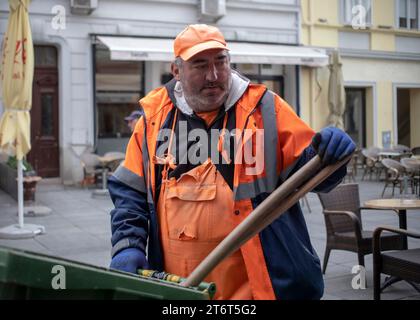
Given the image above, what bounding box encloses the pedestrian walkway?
[0,174,419,300]
[0,181,112,268]
[305,177,420,300]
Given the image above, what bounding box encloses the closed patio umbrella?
[327,50,346,129]
[0,0,44,238]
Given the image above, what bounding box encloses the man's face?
[127,119,138,132]
[172,49,231,113]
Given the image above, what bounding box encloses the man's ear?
[171,62,181,81]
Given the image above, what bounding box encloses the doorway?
[344,88,367,148]
[27,46,60,177]
[397,89,411,147]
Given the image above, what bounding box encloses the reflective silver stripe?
[234,174,281,201]
[111,238,130,257]
[112,165,147,194]
[260,90,278,192]
[141,124,154,205]
[234,90,279,201]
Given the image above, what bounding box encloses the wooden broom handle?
[182,153,353,288]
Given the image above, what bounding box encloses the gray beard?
[184,92,229,113]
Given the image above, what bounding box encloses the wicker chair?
[381,158,407,197]
[373,226,420,300]
[412,147,420,156]
[361,149,382,181]
[344,153,357,183]
[400,158,420,195]
[317,184,404,274]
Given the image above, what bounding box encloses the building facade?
[0,0,327,184]
[300,0,420,150]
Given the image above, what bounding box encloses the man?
[124,110,142,132]
[109,24,355,300]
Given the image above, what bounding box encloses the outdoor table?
[91,155,124,197]
[379,151,403,158]
[378,151,410,160]
[364,198,420,293]
[364,198,420,249]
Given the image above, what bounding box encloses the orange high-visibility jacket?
[109,78,346,300]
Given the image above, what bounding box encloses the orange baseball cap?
[174,24,228,61]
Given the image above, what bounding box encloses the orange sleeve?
[274,96,315,172]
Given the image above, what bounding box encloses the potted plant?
[0,156,41,202]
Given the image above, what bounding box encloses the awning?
[97,36,328,67]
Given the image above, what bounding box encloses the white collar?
[173,70,250,116]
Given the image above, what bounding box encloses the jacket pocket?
[164,176,216,241]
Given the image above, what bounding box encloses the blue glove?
[110,248,149,274]
[312,127,356,165]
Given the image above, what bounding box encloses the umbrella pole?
[0,160,45,239]
[17,159,24,228]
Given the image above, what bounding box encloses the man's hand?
[311,127,356,165]
[110,248,149,274]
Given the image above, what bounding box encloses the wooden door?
[28,66,59,177]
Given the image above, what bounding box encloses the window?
[94,46,144,139]
[35,46,57,67]
[397,89,411,147]
[41,93,54,136]
[341,0,372,27]
[398,0,419,29]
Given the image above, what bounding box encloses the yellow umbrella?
[0,0,33,159]
[0,0,44,238]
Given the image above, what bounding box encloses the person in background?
[124,110,142,132]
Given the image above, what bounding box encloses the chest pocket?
[162,159,235,242]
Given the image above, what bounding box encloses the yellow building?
[300,0,420,149]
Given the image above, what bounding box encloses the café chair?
[381,159,408,198]
[317,183,404,274]
[373,226,420,300]
[80,152,102,187]
[361,149,382,181]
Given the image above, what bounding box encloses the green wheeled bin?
[0,246,215,300]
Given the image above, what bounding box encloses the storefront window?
[95,47,144,138]
[233,63,284,97]
[160,62,173,85]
